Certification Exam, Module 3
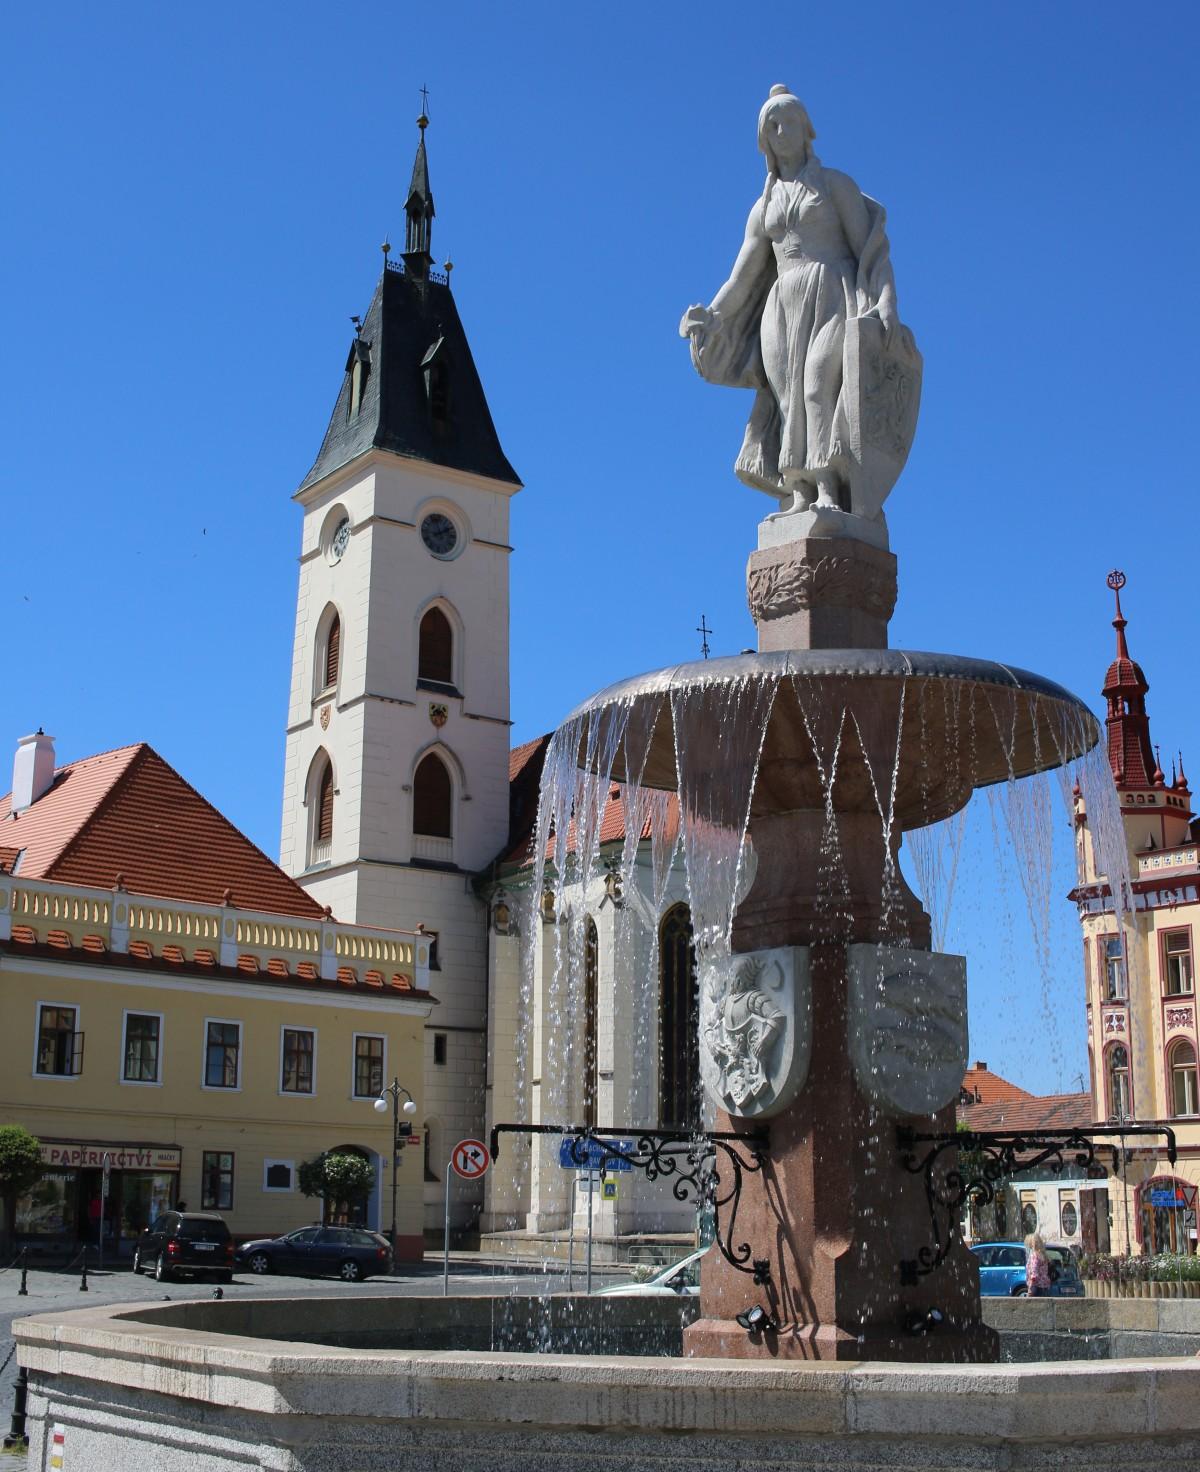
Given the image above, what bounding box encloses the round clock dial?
[421,512,458,557]
[331,517,351,561]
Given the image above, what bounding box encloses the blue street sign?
[1150,1189,1184,1208]
[557,1137,634,1171]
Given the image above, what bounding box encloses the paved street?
[0,1255,630,1469]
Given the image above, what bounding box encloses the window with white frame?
[1108,1043,1132,1120]
[35,1004,83,1077]
[1171,1040,1198,1117]
[281,1028,315,1094]
[1163,930,1194,996]
[204,1021,241,1089]
[353,1035,384,1098]
[1104,936,1127,1001]
[122,1013,162,1083]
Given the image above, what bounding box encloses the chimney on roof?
[12,730,56,813]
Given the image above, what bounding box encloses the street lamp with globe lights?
[374,1079,418,1264]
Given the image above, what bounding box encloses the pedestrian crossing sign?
[601,1178,618,1201]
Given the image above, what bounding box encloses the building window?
[122,1013,161,1083]
[417,606,454,688]
[583,917,599,1128]
[281,1028,315,1094]
[1104,936,1127,1001]
[1107,1043,1132,1121]
[201,1151,234,1211]
[658,904,699,1129]
[307,752,335,867]
[315,607,341,694]
[263,1160,295,1192]
[433,1032,447,1066]
[354,1035,384,1098]
[1020,1192,1038,1236]
[35,1005,83,1077]
[1059,1193,1079,1238]
[1163,930,1194,996]
[204,1021,241,1089]
[1170,1040,1199,1117]
[412,753,452,838]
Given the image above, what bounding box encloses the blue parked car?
[970,1240,1083,1297]
[236,1225,392,1282]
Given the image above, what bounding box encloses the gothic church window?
[659,904,699,1129]
[418,607,454,688]
[307,752,334,866]
[413,753,452,839]
[315,607,341,696]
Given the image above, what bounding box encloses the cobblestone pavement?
[0,1255,630,1470]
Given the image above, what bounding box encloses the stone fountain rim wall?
[15,1296,1200,1454]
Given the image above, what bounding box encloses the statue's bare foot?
[813,473,841,511]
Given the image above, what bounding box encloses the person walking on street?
[1025,1232,1052,1297]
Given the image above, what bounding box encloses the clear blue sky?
[4,2,1198,1093]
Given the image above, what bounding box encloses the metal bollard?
[3,1366,28,1449]
[212,1286,224,1300]
[79,1249,89,1292]
[17,1248,28,1297]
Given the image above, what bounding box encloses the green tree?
[298,1151,374,1223]
[0,1125,43,1257]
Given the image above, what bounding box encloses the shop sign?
[39,1142,182,1172]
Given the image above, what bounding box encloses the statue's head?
[757,85,816,174]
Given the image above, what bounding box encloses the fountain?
[521,83,1097,1361]
[14,86,1200,1470]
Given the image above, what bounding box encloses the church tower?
[280,112,521,1223]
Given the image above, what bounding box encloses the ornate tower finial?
[1107,569,1129,659]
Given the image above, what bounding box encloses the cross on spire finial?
[418,85,430,127]
[696,614,713,660]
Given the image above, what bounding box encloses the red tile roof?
[957,1062,1094,1132]
[0,845,20,874]
[0,743,324,918]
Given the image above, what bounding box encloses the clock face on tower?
[330,517,351,562]
[420,512,458,558]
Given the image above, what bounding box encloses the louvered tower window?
[324,613,341,689]
[317,764,334,845]
[418,607,454,686]
[413,753,452,838]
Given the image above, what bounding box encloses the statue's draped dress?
[761,171,855,485]
[686,157,898,501]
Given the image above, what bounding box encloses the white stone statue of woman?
[681,86,921,543]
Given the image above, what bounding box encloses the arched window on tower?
[418,607,455,690]
[308,753,334,867]
[1107,1043,1131,1121]
[658,903,699,1129]
[583,917,599,1128]
[412,752,453,861]
[1170,1039,1198,1117]
[314,605,342,698]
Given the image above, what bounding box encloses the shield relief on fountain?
[847,944,969,1115]
[699,946,812,1119]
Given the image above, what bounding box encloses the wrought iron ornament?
[896,1123,1177,1285]
[492,1123,771,1282]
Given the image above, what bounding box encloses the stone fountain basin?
[566,649,1098,827]
[14,1295,1200,1471]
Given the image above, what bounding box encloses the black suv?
[133,1211,235,1283]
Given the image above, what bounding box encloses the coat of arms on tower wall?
[699,947,811,1119]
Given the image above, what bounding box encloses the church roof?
[299,123,520,493]
[0,743,325,918]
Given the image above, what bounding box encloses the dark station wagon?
[236,1225,393,1282]
[133,1211,235,1283]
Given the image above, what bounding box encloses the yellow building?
[1074,573,1199,1256]
[0,735,433,1261]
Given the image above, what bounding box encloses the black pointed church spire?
[404,111,435,264]
[298,108,520,494]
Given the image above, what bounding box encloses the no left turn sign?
[451,1138,491,1180]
